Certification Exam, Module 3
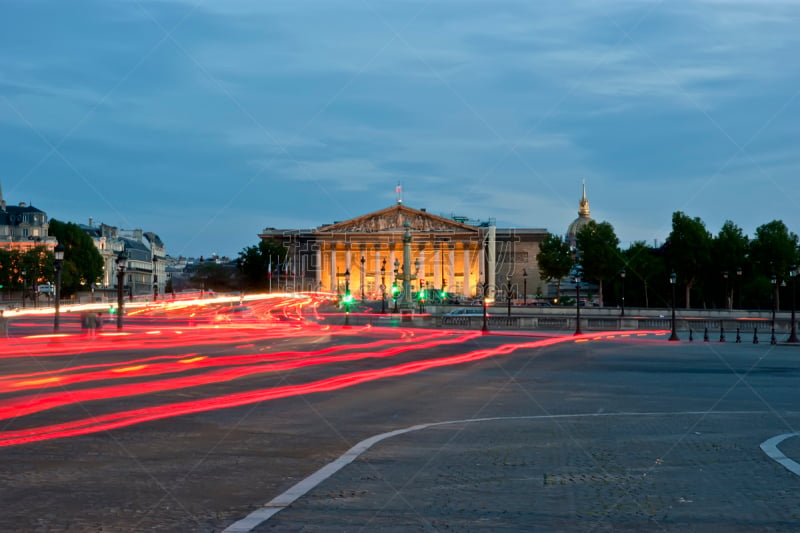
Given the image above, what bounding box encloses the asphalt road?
[1,324,799,532]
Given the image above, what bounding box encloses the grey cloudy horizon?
[1,0,799,258]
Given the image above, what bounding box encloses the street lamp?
[573,264,582,335]
[620,269,626,317]
[771,274,778,343]
[481,281,489,333]
[722,271,729,310]
[21,268,26,309]
[506,275,512,317]
[789,266,799,343]
[53,242,64,332]
[393,258,400,312]
[360,255,366,302]
[116,251,127,330]
[522,269,528,306]
[736,267,743,309]
[669,271,679,341]
[344,268,351,326]
[153,255,159,302]
[380,258,386,314]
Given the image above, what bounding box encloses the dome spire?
[578,179,590,218]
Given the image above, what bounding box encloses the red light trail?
[0,293,667,447]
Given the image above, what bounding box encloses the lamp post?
[771,274,777,334]
[344,269,351,326]
[620,269,626,317]
[722,271,729,310]
[506,275,512,317]
[152,255,158,302]
[787,266,799,343]
[669,271,679,341]
[413,257,421,309]
[380,258,386,314]
[53,242,64,332]
[360,255,366,302]
[481,281,489,333]
[736,267,743,309]
[573,264,582,335]
[522,269,528,306]
[393,258,400,313]
[21,268,26,309]
[116,251,127,330]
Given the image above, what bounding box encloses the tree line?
[536,212,800,311]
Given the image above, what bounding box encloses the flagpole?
[268,255,272,293]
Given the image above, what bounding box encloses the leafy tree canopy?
[48,219,104,297]
[237,239,288,290]
[749,220,799,281]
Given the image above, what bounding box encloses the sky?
[1,0,799,259]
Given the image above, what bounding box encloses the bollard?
[753,327,759,344]
[719,325,725,342]
[735,328,741,343]
[689,328,694,342]
[703,327,709,342]
[771,327,777,345]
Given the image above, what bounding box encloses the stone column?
[329,246,337,293]
[315,248,322,291]
[374,247,381,295]
[448,244,455,291]
[463,245,471,298]
[433,246,441,290]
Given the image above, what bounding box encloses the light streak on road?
[0,327,666,447]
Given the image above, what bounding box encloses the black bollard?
[719,325,725,342]
[703,327,709,342]
[753,327,759,344]
[771,327,777,345]
[689,328,694,342]
[735,328,741,343]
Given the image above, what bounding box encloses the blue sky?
[1,0,799,258]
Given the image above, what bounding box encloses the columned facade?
[259,204,548,302]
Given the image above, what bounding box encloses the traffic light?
[342,292,353,304]
[108,305,117,315]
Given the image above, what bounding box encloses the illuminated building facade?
[259,203,548,301]
[0,183,57,252]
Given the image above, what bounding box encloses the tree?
[663,212,711,309]
[711,221,749,309]
[576,221,620,307]
[190,260,239,293]
[237,239,288,291]
[622,241,664,308]
[536,234,573,302]
[749,220,799,310]
[48,219,104,297]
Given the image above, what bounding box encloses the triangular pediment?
[316,204,479,234]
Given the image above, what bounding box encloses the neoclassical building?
[259,203,548,301]
[0,182,57,252]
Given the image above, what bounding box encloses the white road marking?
[223,410,766,532]
[760,433,800,477]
